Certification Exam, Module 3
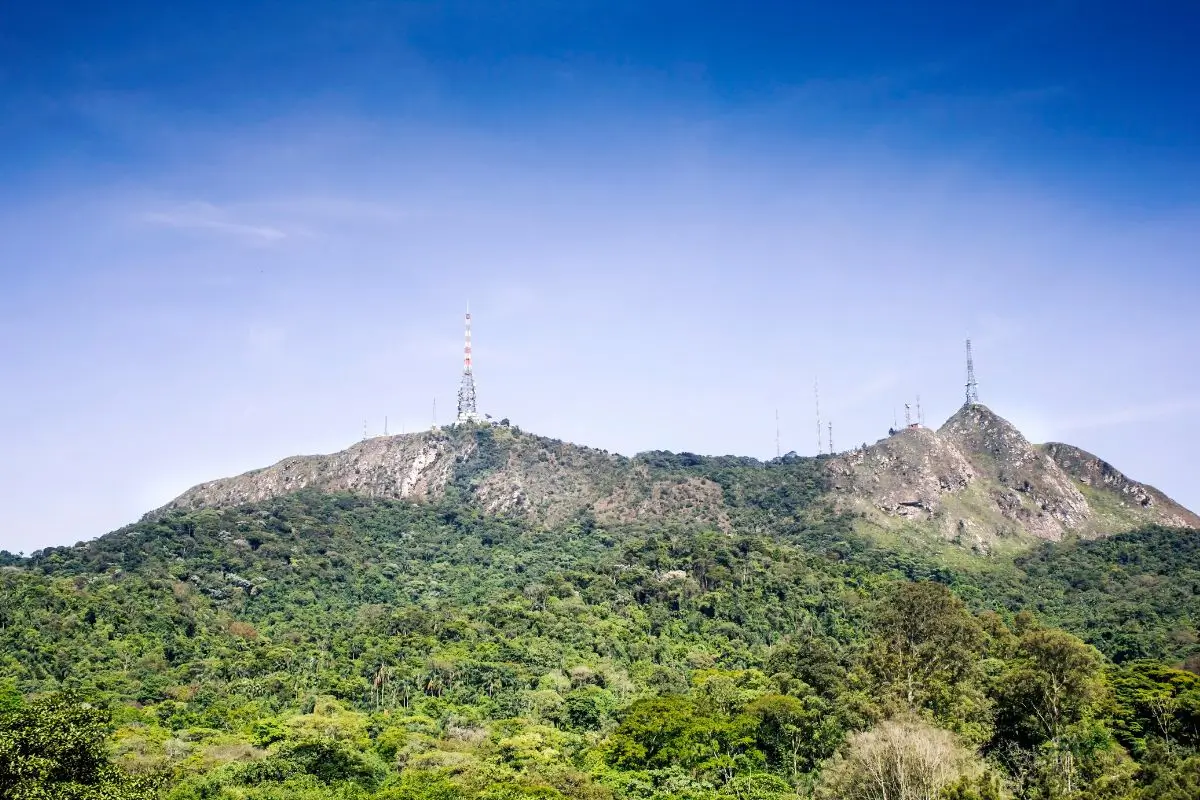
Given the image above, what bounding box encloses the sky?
[2,1,1199,553]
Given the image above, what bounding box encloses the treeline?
[1,492,1198,798]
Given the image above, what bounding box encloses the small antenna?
[432,398,437,430]
[904,403,912,427]
[775,409,781,459]
[362,419,368,441]
[814,380,822,455]
[828,421,833,454]
[965,338,980,406]
[916,394,923,427]
[893,408,898,429]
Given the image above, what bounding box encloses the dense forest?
[2,446,1200,799]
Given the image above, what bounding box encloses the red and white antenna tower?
[456,306,480,422]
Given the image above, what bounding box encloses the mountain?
[7,409,1200,800]
[828,404,1199,550]
[160,405,1198,553]
[160,424,735,534]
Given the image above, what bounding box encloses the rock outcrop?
[164,430,462,510]
[826,404,1195,546]
[825,427,976,518]
[160,407,1197,552]
[157,424,728,531]
[1043,442,1200,529]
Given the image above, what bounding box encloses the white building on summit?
[456,309,484,424]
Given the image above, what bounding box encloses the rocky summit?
[827,404,1199,549]
[160,405,1199,553]
[160,424,735,534]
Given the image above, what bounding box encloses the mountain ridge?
[156,405,1198,551]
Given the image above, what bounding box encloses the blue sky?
[2,1,1199,553]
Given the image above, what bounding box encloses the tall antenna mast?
[828,421,833,454]
[916,394,923,427]
[965,338,980,406]
[814,380,822,455]
[904,403,912,427]
[775,409,781,459]
[456,306,479,423]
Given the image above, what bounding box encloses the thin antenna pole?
[916,394,923,427]
[904,403,912,427]
[432,398,437,429]
[965,338,979,406]
[464,308,472,374]
[814,380,822,456]
[362,419,368,441]
[775,409,781,459]
[828,421,833,454]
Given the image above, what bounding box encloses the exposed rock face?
[166,430,462,510]
[159,425,726,531]
[825,427,976,517]
[160,408,1197,551]
[827,405,1194,545]
[939,405,1090,540]
[1043,443,1200,529]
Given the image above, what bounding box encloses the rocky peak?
[155,424,730,532]
[827,404,1195,547]
[938,404,1090,538]
[938,404,1036,477]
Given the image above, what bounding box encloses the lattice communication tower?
[457,309,481,423]
[965,338,980,406]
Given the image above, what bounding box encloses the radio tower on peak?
[456,308,481,423]
[965,338,980,407]
[814,380,823,456]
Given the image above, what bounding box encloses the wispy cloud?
[253,196,416,224]
[140,202,287,242]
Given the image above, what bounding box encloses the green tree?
[0,692,158,800]
[1135,751,1200,800]
[604,697,761,784]
[1109,661,1200,754]
[868,582,989,735]
[994,628,1106,748]
[745,693,841,778]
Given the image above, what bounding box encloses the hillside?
[5,407,1200,800]
[6,488,1200,799]
[161,406,1199,553]
[160,424,732,533]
